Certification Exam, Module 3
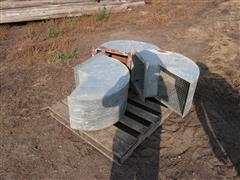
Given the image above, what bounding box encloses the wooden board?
[49,93,172,165]
[0,0,145,23]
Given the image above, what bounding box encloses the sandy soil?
[0,0,240,179]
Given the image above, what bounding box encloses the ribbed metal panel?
[158,70,190,116]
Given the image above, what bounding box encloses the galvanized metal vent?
[131,55,146,96]
[94,41,199,117]
[134,49,199,117]
[157,69,190,116]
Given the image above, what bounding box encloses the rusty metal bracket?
[93,46,134,69]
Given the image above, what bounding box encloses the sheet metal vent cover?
[158,69,190,116]
[134,49,199,117]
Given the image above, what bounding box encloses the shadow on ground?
[109,69,168,180]
[194,62,240,175]
[110,62,240,179]
[110,125,161,180]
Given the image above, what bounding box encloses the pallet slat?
[49,101,69,123]
[127,103,159,123]
[120,116,148,134]
[87,126,136,157]
[128,96,161,114]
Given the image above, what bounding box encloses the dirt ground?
[0,0,240,179]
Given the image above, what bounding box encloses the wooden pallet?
[49,93,172,165]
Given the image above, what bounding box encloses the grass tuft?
[25,26,35,39]
[47,26,62,38]
[96,8,110,21]
[52,50,78,63]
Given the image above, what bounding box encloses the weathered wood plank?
[61,98,67,105]
[0,0,124,10]
[87,126,136,157]
[49,101,69,123]
[0,1,145,23]
[120,116,148,134]
[0,0,95,9]
[127,103,159,123]
[128,95,161,114]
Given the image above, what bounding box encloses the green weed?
[52,50,78,63]
[96,8,110,21]
[47,26,62,38]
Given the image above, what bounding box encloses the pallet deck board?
[49,94,172,165]
[120,116,148,134]
[127,103,159,123]
[128,95,162,113]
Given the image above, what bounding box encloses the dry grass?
[0,25,10,41]
[0,0,191,69]
[52,50,78,63]
[96,8,110,21]
[47,26,62,38]
[7,35,79,68]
